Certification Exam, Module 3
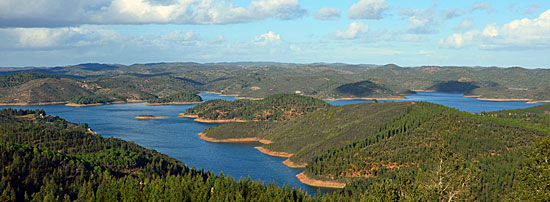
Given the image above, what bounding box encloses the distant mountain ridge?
[1,62,549,104]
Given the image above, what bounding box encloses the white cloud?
[401,5,437,34]
[0,26,302,66]
[254,31,281,45]
[0,26,120,49]
[0,0,306,27]
[439,9,550,50]
[314,7,341,21]
[335,21,369,39]
[348,0,390,20]
[438,31,478,49]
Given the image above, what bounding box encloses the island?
[135,115,169,119]
[66,95,116,106]
[183,93,330,122]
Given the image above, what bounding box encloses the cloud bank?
[439,9,550,50]
[0,0,306,27]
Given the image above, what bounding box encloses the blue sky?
[0,0,549,68]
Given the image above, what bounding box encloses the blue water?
[327,92,544,113]
[0,91,546,195]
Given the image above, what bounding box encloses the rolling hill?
[200,100,550,201]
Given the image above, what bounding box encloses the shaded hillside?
[185,94,330,121]
[427,80,500,93]
[428,81,480,93]
[334,80,401,98]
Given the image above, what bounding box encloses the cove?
[0,92,545,195]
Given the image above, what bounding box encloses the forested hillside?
[0,73,203,105]
[333,80,402,98]
[0,106,548,201]
[201,102,550,201]
[147,92,202,104]
[185,94,330,121]
[0,73,93,104]
[0,108,345,201]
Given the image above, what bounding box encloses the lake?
[0,92,545,194]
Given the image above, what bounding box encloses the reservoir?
[0,92,545,194]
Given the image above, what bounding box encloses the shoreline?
[527,100,550,104]
[463,95,481,98]
[198,130,343,188]
[254,146,292,158]
[324,97,408,101]
[477,98,532,102]
[412,90,550,103]
[1,99,146,107]
[0,101,67,106]
[197,132,272,144]
[203,91,260,100]
[3,91,548,106]
[135,115,169,119]
[295,172,346,189]
[282,159,308,168]
[411,89,437,92]
[178,113,199,118]
[193,118,248,123]
[145,101,202,105]
[66,103,105,107]
[203,91,240,97]
[66,100,146,107]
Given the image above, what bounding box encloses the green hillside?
[202,102,550,201]
[0,74,93,104]
[334,80,401,98]
[0,73,203,105]
[0,105,548,201]
[185,94,330,121]
[2,63,550,102]
[147,92,202,104]
[0,108,342,201]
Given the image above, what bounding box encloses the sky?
[0,0,549,68]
